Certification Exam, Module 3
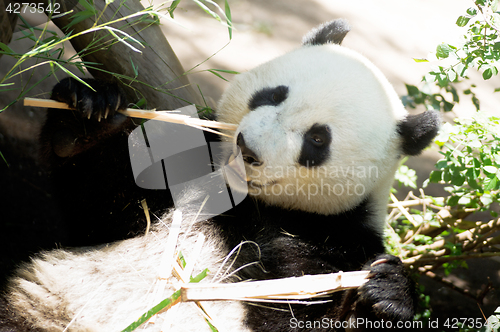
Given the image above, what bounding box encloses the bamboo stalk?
[23,97,238,131]
[180,270,369,303]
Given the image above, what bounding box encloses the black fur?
[237,133,263,166]
[302,19,351,46]
[38,77,175,246]
[223,197,416,331]
[248,85,289,111]
[3,78,418,331]
[298,123,332,167]
[397,110,440,156]
[3,23,443,326]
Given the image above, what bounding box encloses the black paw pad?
[357,254,416,321]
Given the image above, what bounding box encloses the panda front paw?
[51,77,128,121]
[42,77,130,160]
[357,254,416,321]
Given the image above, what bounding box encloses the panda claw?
[115,96,121,111]
[70,93,77,109]
[370,258,389,267]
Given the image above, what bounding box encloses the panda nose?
[236,133,263,166]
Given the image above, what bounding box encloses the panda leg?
[339,254,417,329]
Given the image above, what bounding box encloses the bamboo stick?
[23,97,238,131]
[180,270,369,303]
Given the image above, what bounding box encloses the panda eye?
[310,135,324,146]
[272,93,280,103]
[249,85,289,110]
[298,124,332,167]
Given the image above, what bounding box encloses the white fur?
[7,36,409,331]
[8,206,252,332]
[218,44,407,225]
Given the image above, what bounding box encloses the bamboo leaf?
[0,42,14,54]
[225,0,233,40]
[0,151,9,166]
[192,0,222,23]
[120,290,182,332]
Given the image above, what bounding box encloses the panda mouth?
[248,179,278,189]
[224,152,279,190]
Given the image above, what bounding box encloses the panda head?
[217,19,439,217]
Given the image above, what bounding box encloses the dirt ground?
[1,0,500,326]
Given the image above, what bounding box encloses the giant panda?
[0,19,440,331]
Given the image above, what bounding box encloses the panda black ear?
[302,19,351,46]
[397,111,441,156]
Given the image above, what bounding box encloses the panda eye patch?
[298,124,332,167]
[248,85,289,110]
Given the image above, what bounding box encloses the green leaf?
[492,0,499,12]
[447,195,460,206]
[472,95,480,110]
[206,319,219,332]
[413,58,429,63]
[458,196,471,205]
[54,63,96,91]
[451,171,466,186]
[456,16,471,27]
[435,159,448,169]
[190,268,209,283]
[0,42,14,54]
[405,84,420,96]
[480,194,493,206]
[484,166,498,174]
[168,0,181,18]
[466,7,477,16]
[120,269,209,332]
[225,0,232,40]
[207,69,229,82]
[130,56,138,76]
[120,290,182,332]
[429,170,443,183]
[485,176,499,190]
[436,43,454,59]
[193,0,222,23]
[443,100,454,112]
[483,67,493,80]
[66,11,94,29]
[0,150,9,167]
[208,68,240,75]
[447,69,457,82]
[443,169,452,182]
[178,251,186,268]
[79,0,95,11]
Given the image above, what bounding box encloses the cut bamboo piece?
[23,97,238,132]
[180,270,369,303]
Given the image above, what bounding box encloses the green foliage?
[0,0,235,113]
[403,0,500,113]
[426,114,500,214]
[484,306,500,332]
[121,268,210,332]
[394,157,418,190]
[393,0,500,324]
